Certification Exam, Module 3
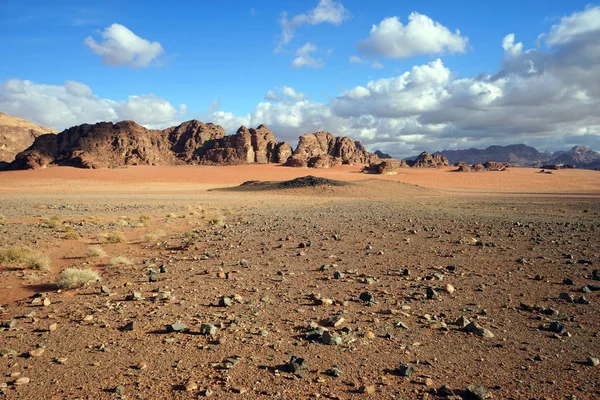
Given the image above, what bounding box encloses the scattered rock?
[465,384,492,399]
[464,321,494,338]
[166,322,189,333]
[359,292,375,304]
[219,296,232,307]
[200,323,218,335]
[286,356,308,373]
[396,363,414,377]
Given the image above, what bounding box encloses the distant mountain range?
[430,144,600,170]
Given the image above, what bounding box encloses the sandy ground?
[0,165,599,399]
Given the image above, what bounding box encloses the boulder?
[409,152,449,168]
[284,155,307,168]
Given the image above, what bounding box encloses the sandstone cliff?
[10,120,292,169]
[0,113,56,164]
[285,131,377,168]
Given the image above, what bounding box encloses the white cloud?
[264,90,280,101]
[349,55,364,63]
[357,13,468,59]
[277,0,349,50]
[84,23,164,67]
[209,7,600,157]
[0,79,186,131]
[291,43,324,69]
[546,6,600,45]
[371,61,384,69]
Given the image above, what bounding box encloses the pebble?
[126,291,142,301]
[286,356,308,373]
[200,323,218,335]
[548,321,566,334]
[559,292,574,302]
[576,296,590,305]
[593,270,600,281]
[219,296,232,307]
[455,316,471,328]
[29,348,45,357]
[114,384,125,394]
[587,357,599,367]
[426,287,439,300]
[359,292,375,304]
[167,322,189,333]
[445,284,455,294]
[119,321,136,332]
[100,285,111,295]
[466,384,491,399]
[322,331,342,345]
[48,323,58,332]
[333,271,344,279]
[359,385,375,394]
[327,366,343,377]
[464,321,494,338]
[185,381,198,392]
[14,377,30,385]
[397,363,414,377]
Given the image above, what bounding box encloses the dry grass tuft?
[141,230,165,243]
[110,256,133,266]
[63,230,80,240]
[211,215,226,226]
[0,247,50,270]
[56,268,101,288]
[139,215,151,226]
[98,231,125,244]
[86,246,107,258]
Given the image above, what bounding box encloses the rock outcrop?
[10,120,293,170]
[436,144,545,166]
[409,152,449,168]
[287,131,377,168]
[0,113,56,164]
[454,161,512,172]
[362,159,408,175]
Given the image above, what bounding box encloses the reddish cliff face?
[9,120,294,170]
[286,131,377,168]
[0,112,56,165]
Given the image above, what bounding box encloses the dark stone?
[465,384,491,399]
[286,356,308,373]
[426,287,439,300]
[166,322,189,333]
[396,363,414,377]
[548,321,566,334]
[119,321,135,332]
[359,292,375,304]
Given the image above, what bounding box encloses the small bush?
[0,247,50,270]
[26,253,51,270]
[141,230,165,243]
[86,246,107,258]
[64,230,80,240]
[139,215,151,226]
[110,256,133,266]
[96,233,109,243]
[211,215,226,226]
[56,268,101,288]
[104,231,125,243]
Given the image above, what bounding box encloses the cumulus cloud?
[84,23,164,67]
[349,55,364,64]
[277,0,349,51]
[0,79,186,131]
[291,43,324,69]
[208,6,600,157]
[358,12,468,59]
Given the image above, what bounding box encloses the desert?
[3,1,600,398]
[1,163,599,399]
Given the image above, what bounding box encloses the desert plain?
[0,165,599,399]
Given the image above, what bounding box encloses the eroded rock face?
[362,159,408,175]
[410,152,449,168]
[291,131,376,167]
[0,113,56,164]
[10,120,295,169]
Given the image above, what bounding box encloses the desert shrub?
[116,219,129,227]
[97,231,125,243]
[110,256,133,266]
[63,229,80,240]
[211,215,226,226]
[56,268,101,288]
[141,230,165,243]
[139,215,151,226]
[86,246,107,258]
[0,247,50,271]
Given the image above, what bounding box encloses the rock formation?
[454,161,512,172]
[362,159,408,175]
[0,112,56,164]
[409,152,449,168]
[10,120,292,170]
[286,131,377,168]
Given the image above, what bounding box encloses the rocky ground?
[0,167,599,399]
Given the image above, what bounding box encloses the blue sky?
[1,0,599,157]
